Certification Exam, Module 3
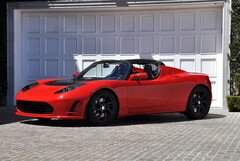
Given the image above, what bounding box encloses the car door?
[127,66,174,113]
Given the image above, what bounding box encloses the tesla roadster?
[16,59,212,125]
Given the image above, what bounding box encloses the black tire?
[36,118,51,122]
[86,90,118,126]
[184,86,211,119]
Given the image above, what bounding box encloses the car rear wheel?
[184,86,211,119]
[87,90,118,126]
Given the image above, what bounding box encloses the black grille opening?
[17,101,54,114]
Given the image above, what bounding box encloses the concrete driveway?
[0,106,239,161]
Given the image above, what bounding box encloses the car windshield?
[76,61,130,81]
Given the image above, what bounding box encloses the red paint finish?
[16,60,212,121]
[129,72,148,80]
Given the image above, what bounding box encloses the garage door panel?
[201,12,217,30]
[120,37,135,54]
[180,59,196,72]
[63,38,78,55]
[45,38,59,55]
[201,59,217,77]
[101,15,115,33]
[201,35,217,53]
[27,37,41,55]
[101,37,115,54]
[27,59,41,76]
[140,14,154,32]
[159,36,174,53]
[63,15,78,34]
[120,15,135,32]
[63,59,77,76]
[45,59,59,76]
[160,14,175,32]
[82,37,97,54]
[45,16,59,34]
[140,37,154,54]
[82,15,96,33]
[26,16,41,34]
[180,13,196,31]
[180,36,195,53]
[161,59,175,67]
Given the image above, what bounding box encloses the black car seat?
[144,64,153,79]
[118,64,129,79]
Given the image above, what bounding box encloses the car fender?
[81,81,128,119]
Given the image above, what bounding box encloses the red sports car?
[16,59,212,125]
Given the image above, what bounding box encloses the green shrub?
[234,73,240,95]
[226,96,240,112]
[228,0,240,96]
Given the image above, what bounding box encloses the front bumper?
[15,111,84,120]
[16,93,86,120]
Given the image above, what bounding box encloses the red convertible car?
[16,59,211,125]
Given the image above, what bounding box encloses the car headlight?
[54,83,87,94]
[21,82,39,92]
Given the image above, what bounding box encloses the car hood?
[19,79,87,97]
[45,79,87,86]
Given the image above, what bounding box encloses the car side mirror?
[73,72,78,82]
[129,72,148,80]
[73,72,78,76]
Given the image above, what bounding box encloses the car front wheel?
[87,90,118,126]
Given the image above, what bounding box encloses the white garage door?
[22,7,223,107]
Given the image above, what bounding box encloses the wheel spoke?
[200,94,207,101]
[95,112,100,117]
[105,101,113,106]
[193,94,198,102]
[192,98,198,106]
[99,96,105,106]
[193,107,198,113]
[197,91,200,101]
[200,104,206,113]
[201,100,209,104]
[94,103,101,110]
[103,95,107,104]
[95,98,103,109]
[94,109,101,113]
[104,112,108,121]
[105,96,113,105]
[107,107,113,115]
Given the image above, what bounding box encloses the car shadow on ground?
[0,106,31,125]
[20,112,226,127]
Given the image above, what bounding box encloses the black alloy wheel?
[87,90,117,125]
[184,86,211,119]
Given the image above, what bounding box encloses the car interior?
[131,63,159,80]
